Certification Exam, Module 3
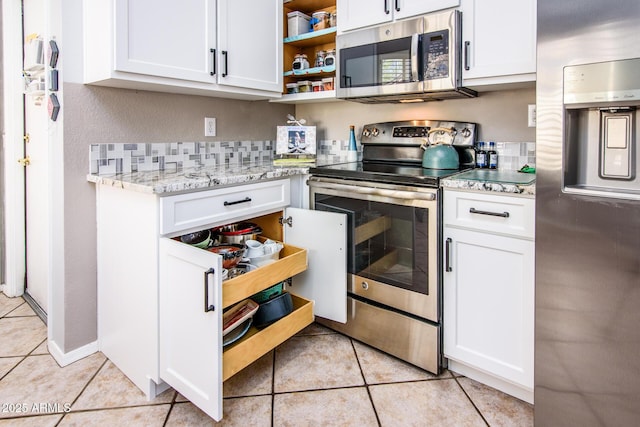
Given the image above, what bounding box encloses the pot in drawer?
[252,291,293,329]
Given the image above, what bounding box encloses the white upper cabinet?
[337,0,459,32]
[217,0,282,92]
[84,0,282,99]
[113,0,216,83]
[460,0,536,86]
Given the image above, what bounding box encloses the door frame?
[1,0,26,298]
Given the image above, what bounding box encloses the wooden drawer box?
[223,294,313,381]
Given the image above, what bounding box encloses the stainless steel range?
[309,120,476,374]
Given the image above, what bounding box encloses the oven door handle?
[311,181,436,201]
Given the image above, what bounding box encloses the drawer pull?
[445,238,452,272]
[224,197,251,207]
[469,207,510,218]
[204,268,215,313]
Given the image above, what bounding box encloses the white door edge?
[1,0,26,297]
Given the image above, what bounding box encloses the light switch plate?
[528,105,536,127]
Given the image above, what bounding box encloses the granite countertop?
[442,169,536,196]
[87,162,313,195]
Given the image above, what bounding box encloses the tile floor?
[0,294,533,426]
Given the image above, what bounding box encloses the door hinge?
[18,156,31,167]
[24,134,30,143]
[279,216,293,227]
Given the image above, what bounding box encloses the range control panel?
[360,120,477,147]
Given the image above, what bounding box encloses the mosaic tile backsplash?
[90,140,535,175]
[90,141,275,175]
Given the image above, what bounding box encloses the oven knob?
[362,128,371,137]
[371,128,380,137]
[361,281,369,290]
[461,128,472,138]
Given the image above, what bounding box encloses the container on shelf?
[330,12,337,28]
[315,50,325,68]
[324,49,336,67]
[312,81,324,92]
[297,80,312,93]
[292,54,309,71]
[287,11,311,37]
[322,77,334,91]
[311,11,330,31]
[286,83,299,94]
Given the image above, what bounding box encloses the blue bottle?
[347,125,358,162]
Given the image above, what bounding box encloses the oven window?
[339,37,414,88]
[315,194,430,295]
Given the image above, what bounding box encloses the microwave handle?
[411,33,419,82]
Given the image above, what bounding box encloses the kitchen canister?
[315,50,325,68]
[297,80,312,93]
[322,77,334,91]
[312,81,324,92]
[286,83,299,94]
[324,49,336,67]
[292,54,309,71]
[311,11,330,31]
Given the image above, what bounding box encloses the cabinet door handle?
[469,207,510,218]
[464,41,470,71]
[445,238,452,272]
[222,50,228,77]
[210,48,216,76]
[384,0,390,14]
[395,0,400,12]
[223,196,251,207]
[204,268,215,313]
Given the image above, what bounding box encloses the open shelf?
[284,27,337,47]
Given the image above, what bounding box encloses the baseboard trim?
[48,339,99,367]
[448,360,534,404]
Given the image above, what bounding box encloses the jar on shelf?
[292,54,309,71]
[286,83,299,94]
[330,12,337,27]
[311,11,330,31]
[312,81,324,92]
[324,49,336,67]
[297,80,312,93]
[322,77,334,91]
[315,50,326,68]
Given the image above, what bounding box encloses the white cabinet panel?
[159,238,223,421]
[443,227,534,389]
[114,0,216,83]
[218,0,282,92]
[461,0,536,85]
[285,207,347,323]
[338,0,459,32]
[159,179,291,235]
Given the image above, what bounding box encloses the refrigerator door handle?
[469,207,510,218]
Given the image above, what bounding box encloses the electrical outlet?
[528,104,536,127]
[205,117,216,137]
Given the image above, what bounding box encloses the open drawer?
[223,294,313,381]
[158,206,346,421]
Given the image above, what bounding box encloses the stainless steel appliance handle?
[410,33,419,82]
[469,207,510,218]
[464,41,470,71]
[445,238,452,272]
[210,48,216,76]
[313,180,436,201]
[203,268,215,312]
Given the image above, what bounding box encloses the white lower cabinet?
[96,178,346,421]
[443,189,534,403]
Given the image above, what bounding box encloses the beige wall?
[62,82,293,350]
[296,87,536,142]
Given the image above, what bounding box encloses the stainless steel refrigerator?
[535,1,640,426]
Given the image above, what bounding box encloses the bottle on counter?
[475,141,487,168]
[347,125,358,162]
[488,141,498,169]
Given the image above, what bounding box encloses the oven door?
[309,177,439,322]
[336,17,423,99]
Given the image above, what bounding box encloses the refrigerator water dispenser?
[563,58,640,199]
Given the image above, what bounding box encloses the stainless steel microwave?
[336,9,476,103]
